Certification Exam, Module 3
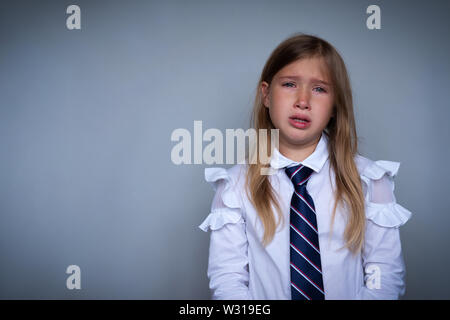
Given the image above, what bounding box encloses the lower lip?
[289,118,311,129]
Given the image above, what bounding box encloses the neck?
[279,135,321,162]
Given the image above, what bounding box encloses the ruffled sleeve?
[360,160,412,228]
[199,167,245,232]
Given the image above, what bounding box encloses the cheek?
[313,99,334,123]
[271,93,291,115]
[320,105,334,119]
[315,95,334,110]
[272,88,291,104]
[268,105,288,130]
[268,107,280,125]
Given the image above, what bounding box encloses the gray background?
[0,0,449,299]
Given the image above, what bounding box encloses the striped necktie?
[285,164,325,300]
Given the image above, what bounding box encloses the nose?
[296,88,310,109]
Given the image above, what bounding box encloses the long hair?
[244,33,365,254]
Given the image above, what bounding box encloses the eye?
[313,86,327,93]
[282,82,295,88]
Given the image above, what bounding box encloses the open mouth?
[291,118,308,123]
[289,115,310,123]
[289,115,311,128]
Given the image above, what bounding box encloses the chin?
[285,130,319,145]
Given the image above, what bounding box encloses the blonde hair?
[244,33,365,254]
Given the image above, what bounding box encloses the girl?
[198,33,412,300]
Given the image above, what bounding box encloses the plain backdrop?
[0,0,449,299]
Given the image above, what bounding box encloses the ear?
[261,81,270,108]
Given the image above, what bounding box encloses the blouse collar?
[269,132,329,173]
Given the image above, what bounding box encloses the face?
[261,57,335,154]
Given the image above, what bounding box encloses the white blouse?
[198,132,412,300]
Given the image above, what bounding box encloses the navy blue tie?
[285,164,325,300]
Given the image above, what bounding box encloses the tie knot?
[284,164,314,189]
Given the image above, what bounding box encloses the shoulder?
[354,154,412,228]
[204,163,248,192]
[354,154,401,182]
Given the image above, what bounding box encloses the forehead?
[276,57,331,82]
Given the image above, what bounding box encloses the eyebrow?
[278,75,331,86]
